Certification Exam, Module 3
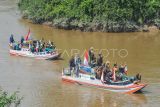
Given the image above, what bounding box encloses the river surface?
[0,0,160,107]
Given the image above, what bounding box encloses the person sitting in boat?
[101,61,113,83]
[32,43,36,52]
[95,65,103,79]
[48,41,55,51]
[14,42,21,50]
[48,40,53,49]
[114,63,129,81]
[112,63,129,82]
[35,41,40,52]
[41,42,45,51]
[31,45,35,53]
[50,42,56,49]
[18,42,22,50]
[111,63,118,82]
[104,70,113,84]
[102,61,111,73]
[40,41,43,50]
[119,64,125,74]
[45,41,54,53]
[97,52,103,66]
[40,43,44,52]
[69,55,75,73]
[74,54,81,77]
[40,38,44,45]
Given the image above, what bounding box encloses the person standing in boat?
[21,36,24,44]
[91,54,97,67]
[9,34,15,46]
[88,47,94,65]
[69,55,75,74]
[95,51,103,79]
[97,52,103,66]
[74,54,81,77]
[9,34,15,49]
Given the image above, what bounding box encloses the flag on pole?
[25,29,31,41]
[84,50,89,66]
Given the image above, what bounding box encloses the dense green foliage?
[0,90,22,107]
[18,0,160,32]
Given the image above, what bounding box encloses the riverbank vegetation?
[0,90,22,107]
[18,0,160,32]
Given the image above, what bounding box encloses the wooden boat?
[9,48,61,60]
[62,68,147,94]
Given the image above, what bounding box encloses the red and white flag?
[25,29,31,41]
[84,50,89,66]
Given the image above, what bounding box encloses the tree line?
[18,0,160,32]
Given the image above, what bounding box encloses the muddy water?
[0,0,160,107]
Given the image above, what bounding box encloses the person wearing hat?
[102,61,112,83]
[105,61,111,72]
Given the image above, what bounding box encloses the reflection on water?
[0,0,160,107]
[60,83,148,107]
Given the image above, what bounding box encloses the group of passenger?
[96,61,128,83]
[9,34,56,53]
[89,47,103,67]
[89,47,131,82]
[9,34,22,50]
[29,39,56,53]
[69,47,131,83]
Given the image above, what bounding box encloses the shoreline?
[23,17,160,33]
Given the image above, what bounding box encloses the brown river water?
[0,0,160,107]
